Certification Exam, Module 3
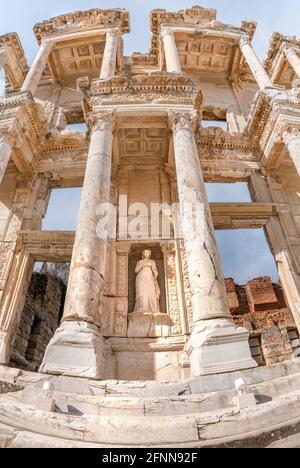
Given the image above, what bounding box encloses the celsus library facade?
[1,5,300,448]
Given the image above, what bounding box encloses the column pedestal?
[187,319,255,376]
[39,322,106,379]
[169,111,256,377]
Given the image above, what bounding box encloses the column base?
[39,321,106,380]
[187,319,257,377]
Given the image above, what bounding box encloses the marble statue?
[134,249,160,313]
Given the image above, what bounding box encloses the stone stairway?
[1,360,300,447]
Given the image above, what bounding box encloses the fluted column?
[282,128,300,177]
[161,28,181,73]
[0,133,14,184]
[284,46,300,79]
[169,111,256,376]
[40,111,115,379]
[239,36,273,90]
[21,39,53,95]
[100,30,119,80]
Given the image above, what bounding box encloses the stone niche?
[127,242,171,338]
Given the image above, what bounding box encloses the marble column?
[21,40,53,95]
[282,128,300,177]
[161,28,181,73]
[0,134,13,184]
[100,30,119,80]
[169,111,256,376]
[239,36,273,90]
[284,46,300,79]
[40,111,115,379]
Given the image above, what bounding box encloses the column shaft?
[21,40,53,95]
[63,115,114,324]
[239,36,273,90]
[284,47,300,78]
[100,30,119,80]
[170,111,256,376]
[170,112,231,322]
[161,29,181,73]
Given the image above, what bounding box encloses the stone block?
[35,396,55,412]
[39,321,106,380]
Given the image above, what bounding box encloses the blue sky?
[1,1,284,284]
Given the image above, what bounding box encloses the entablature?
[265,32,300,88]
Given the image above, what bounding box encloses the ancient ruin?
[1,5,300,448]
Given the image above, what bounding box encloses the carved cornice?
[90,74,202,109]
[264,32,300,74]
[33,8,130,42]
[197,127,257,152]
[168,110,199,134]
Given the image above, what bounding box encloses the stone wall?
[10,272,66,371]
[225,276,300,366]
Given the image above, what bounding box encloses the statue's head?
[142,249,151,260]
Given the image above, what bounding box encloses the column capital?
[106,29,121,39]
[89,110,116,133]
[168,110,198,135]
[239,35,251,48]
[283,45,300,59]
[0,130,16,147]
[160,28,175,39]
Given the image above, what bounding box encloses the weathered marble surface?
[39,321,106,379]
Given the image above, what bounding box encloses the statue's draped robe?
[134,260,160,313]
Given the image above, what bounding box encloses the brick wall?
[10,272,66,371]
[225,276,300,366]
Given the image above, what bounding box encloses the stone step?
[1,390,300,447]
